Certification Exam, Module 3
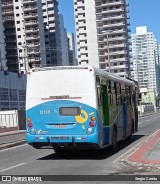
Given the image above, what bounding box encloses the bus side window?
[109,81,116,105]
[115,82,121,105]
[97,86,102,106]
[121,84,126,104]
[126,86,131,105]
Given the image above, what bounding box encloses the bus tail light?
[27,117,31,123]
[91,116,96,121]
[28,123,33,128]
[89,122,94,127]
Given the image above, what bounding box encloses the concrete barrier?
[0,110,25,133]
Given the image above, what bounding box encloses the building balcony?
[26,35,39,40]
[24,20,38,26]
[95,1,123,8]
[28,48,40,54]
[23,0,36,5]
[109,64,128,70]
[96,8,124,15]
[3,16,14,21]
[23,6,37,12]
[2,9,14,15]
[100,22,125,29]
[24,13,37,19]
[2,2,13,7]
[97,15,125,22]
[26,42,39,47]
[25,27,39,33]
[29,57,40,62]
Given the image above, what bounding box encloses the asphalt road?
[0,113,160,184]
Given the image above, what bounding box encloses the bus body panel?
[26,66,138,150]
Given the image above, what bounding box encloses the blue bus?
[26,66,139,152]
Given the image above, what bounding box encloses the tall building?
[42,0,62,66]
[74,0,130,77]
[131,26,159,94]
[59,13,69,66]
[1,0,47,74]
[67,32,77,66]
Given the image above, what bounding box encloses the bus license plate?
[55,125,66,128]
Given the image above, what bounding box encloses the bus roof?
[30,66,136,86]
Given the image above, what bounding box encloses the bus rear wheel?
[112,127,117,152]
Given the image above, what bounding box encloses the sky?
[59,0,160,42]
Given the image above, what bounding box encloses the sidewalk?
[0,130,25,137]
[0,130,26,150]
[126,130,160,170]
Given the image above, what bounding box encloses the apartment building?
[131,26,160,95]
[42,0,62,66]
[1,0,47,74]
[67,32,77,66]
[74,0,130,77]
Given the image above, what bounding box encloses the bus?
[26,66,139,152]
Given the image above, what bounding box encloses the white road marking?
[1,163,26,172]
[0,144,27,153]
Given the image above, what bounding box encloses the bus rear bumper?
[26,132,99,149]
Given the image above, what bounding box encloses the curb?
[0,131,26,137]
[139,113,157,118]
[0,139,27,151]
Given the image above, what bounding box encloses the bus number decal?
[40,110,51,115]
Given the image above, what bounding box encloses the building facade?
[131,26,159,95]
[74,0,130,77]
[59,13,69,66]
[67,32,77,66]
[42,0,62,67]
[1,0,47,74]
[0,70,26,110]
[1,0,64,73]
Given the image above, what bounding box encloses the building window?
[17,21,20,24]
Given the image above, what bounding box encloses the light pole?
[101,30,113,73]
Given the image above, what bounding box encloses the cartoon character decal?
[75,110,94,130]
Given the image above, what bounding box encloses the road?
[0,113,160,184]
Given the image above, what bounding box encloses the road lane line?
[1,163,26,172]
[0,144,27,153]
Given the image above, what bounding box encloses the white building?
[74,0,130,77]
[59,13,69,66]
[131,26,159,95]
[67,32,77,66]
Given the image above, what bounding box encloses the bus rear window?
[59,107,81,116]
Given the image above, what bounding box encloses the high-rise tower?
[74,0,130,77]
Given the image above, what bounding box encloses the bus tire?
[112,127,117,152]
